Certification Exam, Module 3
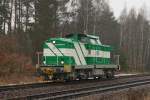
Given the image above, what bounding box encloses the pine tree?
[96,3,120,48]
[0,0,9,35]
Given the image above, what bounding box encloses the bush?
[119,49,129,71]
[0,36,35,77]
[0,53,35,76]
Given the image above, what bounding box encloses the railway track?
[0,74,147,92]
[17,78,150,100]
[1,74,150,100]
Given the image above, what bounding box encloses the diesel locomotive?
[36,33,120,80]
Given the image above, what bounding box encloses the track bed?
[0,74,150,99]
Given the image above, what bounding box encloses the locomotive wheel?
[105,70,114,79]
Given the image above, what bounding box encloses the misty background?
[0,0,150,78]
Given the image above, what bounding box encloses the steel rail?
[39,79,150,100]
[0,81,52,92]
[12,78,150,100]
[46,79,150,100]
[1,74,150,100]
[0,74,149,92]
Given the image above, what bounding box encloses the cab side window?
[90,38,98,44]
[80,36,98,45]
[80,37,89,43]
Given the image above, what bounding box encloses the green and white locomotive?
[37,33,119,80]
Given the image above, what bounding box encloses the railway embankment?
[0,74,150,100]
[76,84,150,100]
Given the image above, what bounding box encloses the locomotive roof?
[45,33,111,48]
[65,33,99,39]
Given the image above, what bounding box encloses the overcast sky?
[109,0,150,18]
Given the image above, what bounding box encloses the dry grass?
[0,36,38,85]
[0,73,37,85]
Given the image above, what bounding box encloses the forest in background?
[0,0,150,80]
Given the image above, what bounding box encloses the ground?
[75,84,150,100]
[0,74,38,86]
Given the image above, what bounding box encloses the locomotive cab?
[65,33,102,45]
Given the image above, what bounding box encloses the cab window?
[79,36,98,45]
[89,38,98,44]
[80,37,89,43]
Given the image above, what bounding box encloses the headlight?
[43,61,46,64]
[52,41,55,44]
[61,61,64,64]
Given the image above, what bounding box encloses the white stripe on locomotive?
[74,42,87,65]
[79,43,88,56]
[86,50,110,58]
[43,49,55,56]
[60,48,81,65]
[46,43,63,56]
